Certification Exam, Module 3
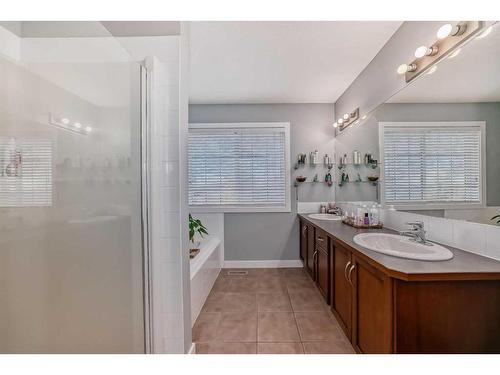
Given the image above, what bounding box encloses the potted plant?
[189,214,208,258]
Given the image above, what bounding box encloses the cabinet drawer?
[315,228,328,249]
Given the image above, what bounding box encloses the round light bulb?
[74,122,82,129]
[397,64,409,75]
[343,113,349,120]
[337,118,344,124]
[333,122,338,128]
[437,24,453,39]
[361,115,367,120]
[85,126,92,132]
[414,46,429,58]
[61,118,70,125]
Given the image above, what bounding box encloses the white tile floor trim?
[223,260,304,268]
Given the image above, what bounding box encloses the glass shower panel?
[0,22,144,353]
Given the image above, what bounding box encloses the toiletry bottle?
[364,212,370,226]
[370,204,379,226]
[361,205,368,225]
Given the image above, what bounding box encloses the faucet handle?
[405,221,424,229]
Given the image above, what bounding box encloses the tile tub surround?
[192,268,354,354]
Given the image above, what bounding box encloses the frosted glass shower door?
[0,22,145,353]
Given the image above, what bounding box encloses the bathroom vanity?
[299,214,500,354]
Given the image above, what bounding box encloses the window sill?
[189,205,291,213]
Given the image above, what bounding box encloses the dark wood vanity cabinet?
[299,221,308,261]
[332,242,353,337]
[315,229,330,303]
[299,219,330,304]
[331,241,395,353]
[305,223,315,276]
[351,256,393,354]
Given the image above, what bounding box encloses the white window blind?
[0,137,53,207]
[188,123,290,212]
[381,122,483,207]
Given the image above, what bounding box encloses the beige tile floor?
[193,267,355,354]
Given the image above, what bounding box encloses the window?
[188,122,290,212]
[380,122,485,209]
[0,137,53,207]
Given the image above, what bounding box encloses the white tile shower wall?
[382,209,500,261]
[148,52,185,353]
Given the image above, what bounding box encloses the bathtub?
[190,236,222,325]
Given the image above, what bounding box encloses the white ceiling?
[389,23,500,103]
[189,21,402,104]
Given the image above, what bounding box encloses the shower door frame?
[140,61,154,354]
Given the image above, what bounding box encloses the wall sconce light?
[48,114,93,135]
[333,108,359,132]
[397,21,483,83]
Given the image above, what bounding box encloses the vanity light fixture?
[48,114,91,135]
[399,21,483,83]
[335,108,359,132]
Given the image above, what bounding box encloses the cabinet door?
[352,256,393,353]
[316,245,330,303]
[299,221,307,261]
[332,242,353,339]
[306,224,315,277]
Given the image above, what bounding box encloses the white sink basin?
[308,213,342,221]
[353,233,453,261]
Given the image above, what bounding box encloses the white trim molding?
[223,260,303,269]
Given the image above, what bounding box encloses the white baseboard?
[188,342,196,354]
[223,260,303,268]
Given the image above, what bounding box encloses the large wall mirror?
[335,22,499,226]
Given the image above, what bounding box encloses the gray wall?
[335,102,500,205]
[189,104,335,261]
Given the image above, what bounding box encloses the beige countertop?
[299,214,500,281]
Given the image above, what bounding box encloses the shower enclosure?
[0,21,149,353]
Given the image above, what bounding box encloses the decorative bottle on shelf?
[310,150,318,165]
[353,150,362,165]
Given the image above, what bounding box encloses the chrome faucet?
[328,207,343,216]
[400,221,430,245]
